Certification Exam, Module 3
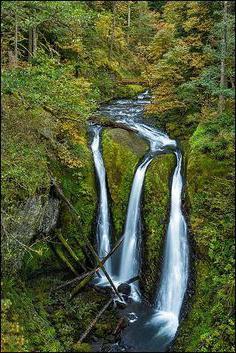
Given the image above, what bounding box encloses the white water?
[90,125,112,280]
[90,91,189,350]
[116,124,176,299]
[118,154,153,298]
[150,151,189,343]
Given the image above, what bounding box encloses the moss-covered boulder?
[102,128,175,299]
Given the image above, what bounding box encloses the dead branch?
[77,298,113,344]
[55,236,124,291]
[56,270,95,291]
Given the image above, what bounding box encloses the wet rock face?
[2,195,60,274]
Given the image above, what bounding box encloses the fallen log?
[57,233,87,272]
[77,298,113,344]
[56,270,95,291]
[53,245,78,276]
[70,274,94,299]
[113,317,127,336]
[126,275,139,285]
[55,236,124,291]
[75,239,95,268]
[88,115,139,134]
[51,177,123,301]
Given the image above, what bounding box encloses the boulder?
[2,195,60,274]
[117,283,131,296]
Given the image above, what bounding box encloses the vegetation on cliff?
[1,1,235,352]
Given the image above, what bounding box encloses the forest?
[1,1,235,352]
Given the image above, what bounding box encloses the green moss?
[142,154,175,297]
[72,343,92,352]
[49,125,97,267]
[21,242,61,277]
[102,128,174,298]
[173,115,235,352]
[2,279,63,352]
[2,97,51,209]
[2,275,118,352]
[102,129,145,238]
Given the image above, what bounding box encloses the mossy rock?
[102,127,175,299]
[141,153,175,299]
[173,127,234,352]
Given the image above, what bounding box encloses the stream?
[90,91,189,352]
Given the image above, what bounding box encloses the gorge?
[2,2,234,352]
[90,92,189,352]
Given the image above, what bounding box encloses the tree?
[219,1,228,113]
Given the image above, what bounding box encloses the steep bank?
[145,110,235,352]
[1,87,145,352]
[173,118,235,352]
[1,1,235,352]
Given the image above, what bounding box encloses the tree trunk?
[14,14,18,66]
[109,1,116,59]
[32,26,37,54]
[128,2,131,28]
[77,298,113,344]
[28,27,33,61]
[28,26,37,61]
[219,1,227,114]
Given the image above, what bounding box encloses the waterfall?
[118,154,153,295]
[90,125,112,280]
[91,92,189,351]
[116,122,176,298]
[150,150,189,342]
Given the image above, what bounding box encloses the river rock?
[118,283,131,296]
[121,294,129,303]
[114,299,127,310]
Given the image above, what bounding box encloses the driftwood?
[77,298,113,344]
[51,178,123,301]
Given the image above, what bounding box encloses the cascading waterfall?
[118,153,153,296]
[90,91,189,351]
[116,127,176,299]
[149,150,189,344]
[90,125,112,280]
